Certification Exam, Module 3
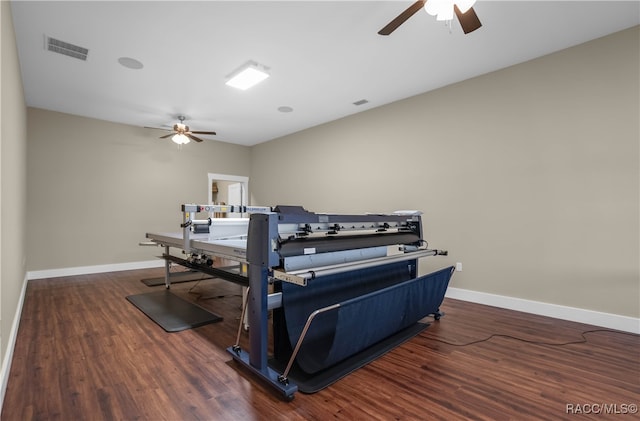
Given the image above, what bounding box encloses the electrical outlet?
[456,262,463,272]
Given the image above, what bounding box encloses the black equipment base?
[269,322,429,393]
[126,290,222,332]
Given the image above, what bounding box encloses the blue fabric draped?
[279,263,453,374]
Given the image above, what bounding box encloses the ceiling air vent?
[45,36,89,61]
[353,99,369,106]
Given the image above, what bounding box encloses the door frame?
[207,173,249,207]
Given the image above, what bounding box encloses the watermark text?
[566,403,638,415]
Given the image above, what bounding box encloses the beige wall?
[26,108,251,270]
[250,26,640,318]
[1,0,28,367]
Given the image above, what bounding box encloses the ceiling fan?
[378,0,482,36]
[149,115,217,145]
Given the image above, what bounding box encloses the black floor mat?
[126,290,222,332]
[141,271,213,287]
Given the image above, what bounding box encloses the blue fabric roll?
[279,264,453,374]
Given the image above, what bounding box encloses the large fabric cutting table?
[142,205,453,401]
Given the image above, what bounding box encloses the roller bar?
[161,254,249,287]
[273,249,447,284]
[182,204,272,214]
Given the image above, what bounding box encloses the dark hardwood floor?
[2,267,638,420]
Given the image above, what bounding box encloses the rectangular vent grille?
[46,36,89,61]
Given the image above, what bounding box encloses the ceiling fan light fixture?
[425,0,476,20]
[172,133,190,145]
[436,7,454,21]
[456,0,476,14]
[225,61,270,90]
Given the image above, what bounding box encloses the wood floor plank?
[2,268,638,420]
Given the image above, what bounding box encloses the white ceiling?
[11,1,639,146]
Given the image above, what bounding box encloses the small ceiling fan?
[149,115,217,145]
[378,0,482,36]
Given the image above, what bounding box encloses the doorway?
[207,173,249,218]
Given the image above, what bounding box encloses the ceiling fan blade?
[186,133,204,143]
[190,130,217,135]
[378,0,425,36]
[454,5,482,34]
[159,133,173,139]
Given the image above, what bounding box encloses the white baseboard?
[445,287,640,334]
[0,274,29,411]
[27,260,164,280]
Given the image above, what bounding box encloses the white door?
[228,182,243,217]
